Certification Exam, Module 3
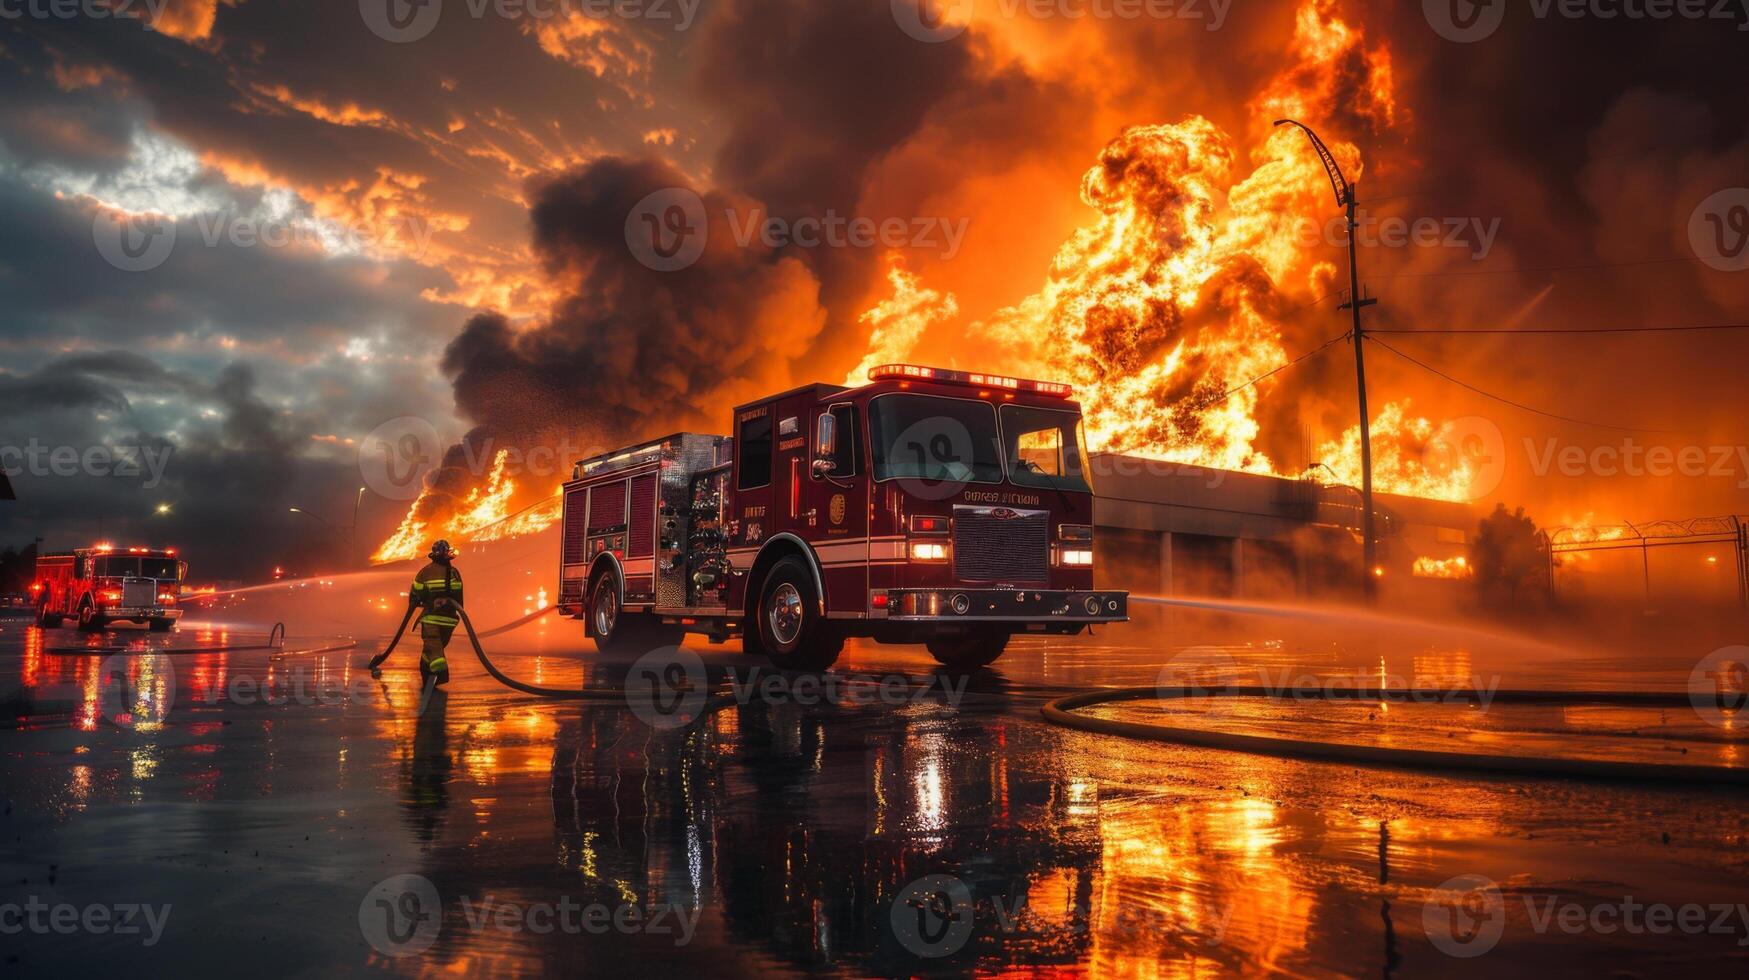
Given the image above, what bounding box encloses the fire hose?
[371,603,1748,787]
[49,622,355,657]
[369,602,632,700]
[1040,686,1749,786]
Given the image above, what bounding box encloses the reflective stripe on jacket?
[411,561,463,627]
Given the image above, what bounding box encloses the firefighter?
[409,540,463,686]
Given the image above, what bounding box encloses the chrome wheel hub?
[768,583,804,646]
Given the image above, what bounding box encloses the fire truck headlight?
[99,589,123,604]
[158,592,177,605]
[1061,549,1093,566]
[909,541,949,562]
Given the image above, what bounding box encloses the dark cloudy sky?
[1,0,1745,578]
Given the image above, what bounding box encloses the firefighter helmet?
[429,540,456,561]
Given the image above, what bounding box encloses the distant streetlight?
[290,493,368,565]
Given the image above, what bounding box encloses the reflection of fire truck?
[558,364,1128,669]
[32,545,186,632]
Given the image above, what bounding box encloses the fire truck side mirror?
[813,412,838,474]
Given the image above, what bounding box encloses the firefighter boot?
[420,623,452,687]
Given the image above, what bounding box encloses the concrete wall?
[1088,453,1478,598]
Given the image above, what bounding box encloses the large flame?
[371,450,560,563]
[372,0,1473,562]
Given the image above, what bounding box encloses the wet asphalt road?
[3,604,1748,977]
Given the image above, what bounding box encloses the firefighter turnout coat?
[411,561,464,628]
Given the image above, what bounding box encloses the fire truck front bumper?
[101,605,183,621]
[882,588,1127,623]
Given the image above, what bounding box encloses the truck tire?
[77,600,105,633]
[926,630,1009,670]
[754,557,842,671]
[37,600,63,628]
[149,618,174,633]
[587,572,681,655]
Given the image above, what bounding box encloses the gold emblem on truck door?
[829,494,846,525]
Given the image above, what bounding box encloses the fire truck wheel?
[77,600,105,632]
[587,573,680,654]
[926,630,1009,670]
[36,601,63,628]
[149,619,174,633]
[756,557,842,671]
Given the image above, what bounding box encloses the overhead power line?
[1364,334,1669,435]
[1214,330,1350,403]
[1370,322,1749,336]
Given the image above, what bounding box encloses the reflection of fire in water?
[372,0,1476,562]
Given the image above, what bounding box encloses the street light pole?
[350,486,366,567]
[1275,118,1379,599]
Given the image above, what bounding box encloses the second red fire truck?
[557,364,1127,669]
[33,545,186,632]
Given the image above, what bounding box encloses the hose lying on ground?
[48,622,328,657]
[1041,685,1749,787]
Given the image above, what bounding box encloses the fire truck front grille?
[952,506,1049,584]
[122,579,156,607]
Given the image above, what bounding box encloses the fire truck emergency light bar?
[866,364,1073,397]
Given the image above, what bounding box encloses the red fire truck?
[32,545,186,632]
[557,364,1128,669]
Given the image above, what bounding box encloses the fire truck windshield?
[868,395,1003,485]
[999,404,1093,492]
[96,556,181,580]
